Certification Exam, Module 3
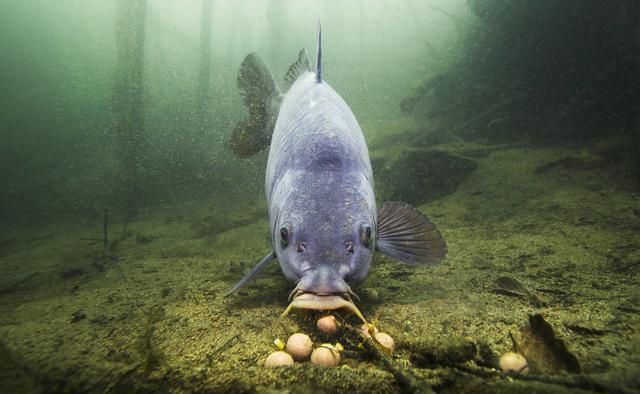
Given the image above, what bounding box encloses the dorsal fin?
[284,49,311,88]
[315,20,322,83]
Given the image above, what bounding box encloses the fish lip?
[281,291,368,324]
[290,292,345,307]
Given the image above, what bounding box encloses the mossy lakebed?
[1,131,639,393]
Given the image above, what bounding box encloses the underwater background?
[0,0,639,393]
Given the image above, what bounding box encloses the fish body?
[266,70,375,294]
[227,27,446,320]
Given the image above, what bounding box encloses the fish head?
[273,173,375,321]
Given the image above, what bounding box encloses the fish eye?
[360,224,372,246]
[280,224,292,247]
[345,241,355,253]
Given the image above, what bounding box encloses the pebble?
[361,288,381,303]
[286,333,313,361]
[265,351,294,367]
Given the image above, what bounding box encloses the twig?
[612,260,640,273]
[450,91,527,136]
[208,333,240,363]
[429,5,464,25]
[0,273,40,296]
[451,363,635,394]
[346,323,633,393]
[536,288,567,295]
[79,238,103,243]
[120,222,129,241]
[23,234,54,242]
[344,325,434,394]
[616,306,640,314]
[429,5,486,33]
[103,209,109,248]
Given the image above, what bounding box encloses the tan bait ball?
[285,333,313,361]
[499,352,529,374]
[317,315,339,335]
[374,332,395,354]
[264,351,294,367]
[310,344,341,366]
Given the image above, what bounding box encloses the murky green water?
[1,1,638,393]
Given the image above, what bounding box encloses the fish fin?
[230,53,282,158]
[283,49,311,89]
[224,251,277,297]
[376,202,446,266]
[315,19,322,83]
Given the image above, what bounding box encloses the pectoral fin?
[230,53,282,158]
[224,251,276,296]
[376,202,446,266]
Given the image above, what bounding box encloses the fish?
[226,24,447,323]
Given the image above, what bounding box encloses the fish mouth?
[281,289,368,324]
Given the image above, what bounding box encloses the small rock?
[371,148,477,205]
[59,268,85,280]
[265,351,294,367]
[361,288,381,303]
[71,310,86,323]
[136,233,152,244]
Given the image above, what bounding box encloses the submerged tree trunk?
[196,0,214,143]
[113,0,147,221]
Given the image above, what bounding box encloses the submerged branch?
[450,91,527,136]
[346,323,634,394]
[0,273,40,297]
[344,325,434,394]
[451,363,635,394]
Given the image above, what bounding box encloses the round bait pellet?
[265,351,294,367]
[317,315,339,335]
[286,333,313,361]
[311,344,340,366]
[499,352,529,374]
[374,331,395,354]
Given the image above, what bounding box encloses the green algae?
[0,130,639,393]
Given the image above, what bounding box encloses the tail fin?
[315,20,322,83]
[230,53,282,157]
